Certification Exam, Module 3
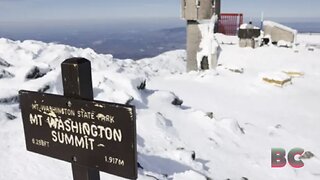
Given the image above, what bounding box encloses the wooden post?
[61,58,100,180]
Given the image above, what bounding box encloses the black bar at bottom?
[72,164,100,180]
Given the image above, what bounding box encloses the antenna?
[261,11,264,29]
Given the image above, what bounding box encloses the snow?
[215,33,239,45]
[1,32,320,180]
[240,23,260,30]
[277,40,293,48]
[173,170,207,180]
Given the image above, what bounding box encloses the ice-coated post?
[181,0,221,71]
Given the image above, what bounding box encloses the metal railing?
[218,13,244,35]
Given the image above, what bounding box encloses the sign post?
[61,58,100,180]
[19,58,137,180]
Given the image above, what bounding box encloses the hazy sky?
[0,0,319,23]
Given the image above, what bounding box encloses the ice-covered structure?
[181,0,221,72]
[263,21,297,44]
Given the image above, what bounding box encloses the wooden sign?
[19,58,137,180]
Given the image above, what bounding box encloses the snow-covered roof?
[240,23,260,30]
[263,20,298,34]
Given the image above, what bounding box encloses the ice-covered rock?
[0,69,14,79]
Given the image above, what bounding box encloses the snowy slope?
[0,33,320,180]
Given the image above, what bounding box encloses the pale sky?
[0,0,319,23]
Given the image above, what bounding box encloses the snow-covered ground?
[0,33,320,180]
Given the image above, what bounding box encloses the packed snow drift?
[0,33,320,180]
